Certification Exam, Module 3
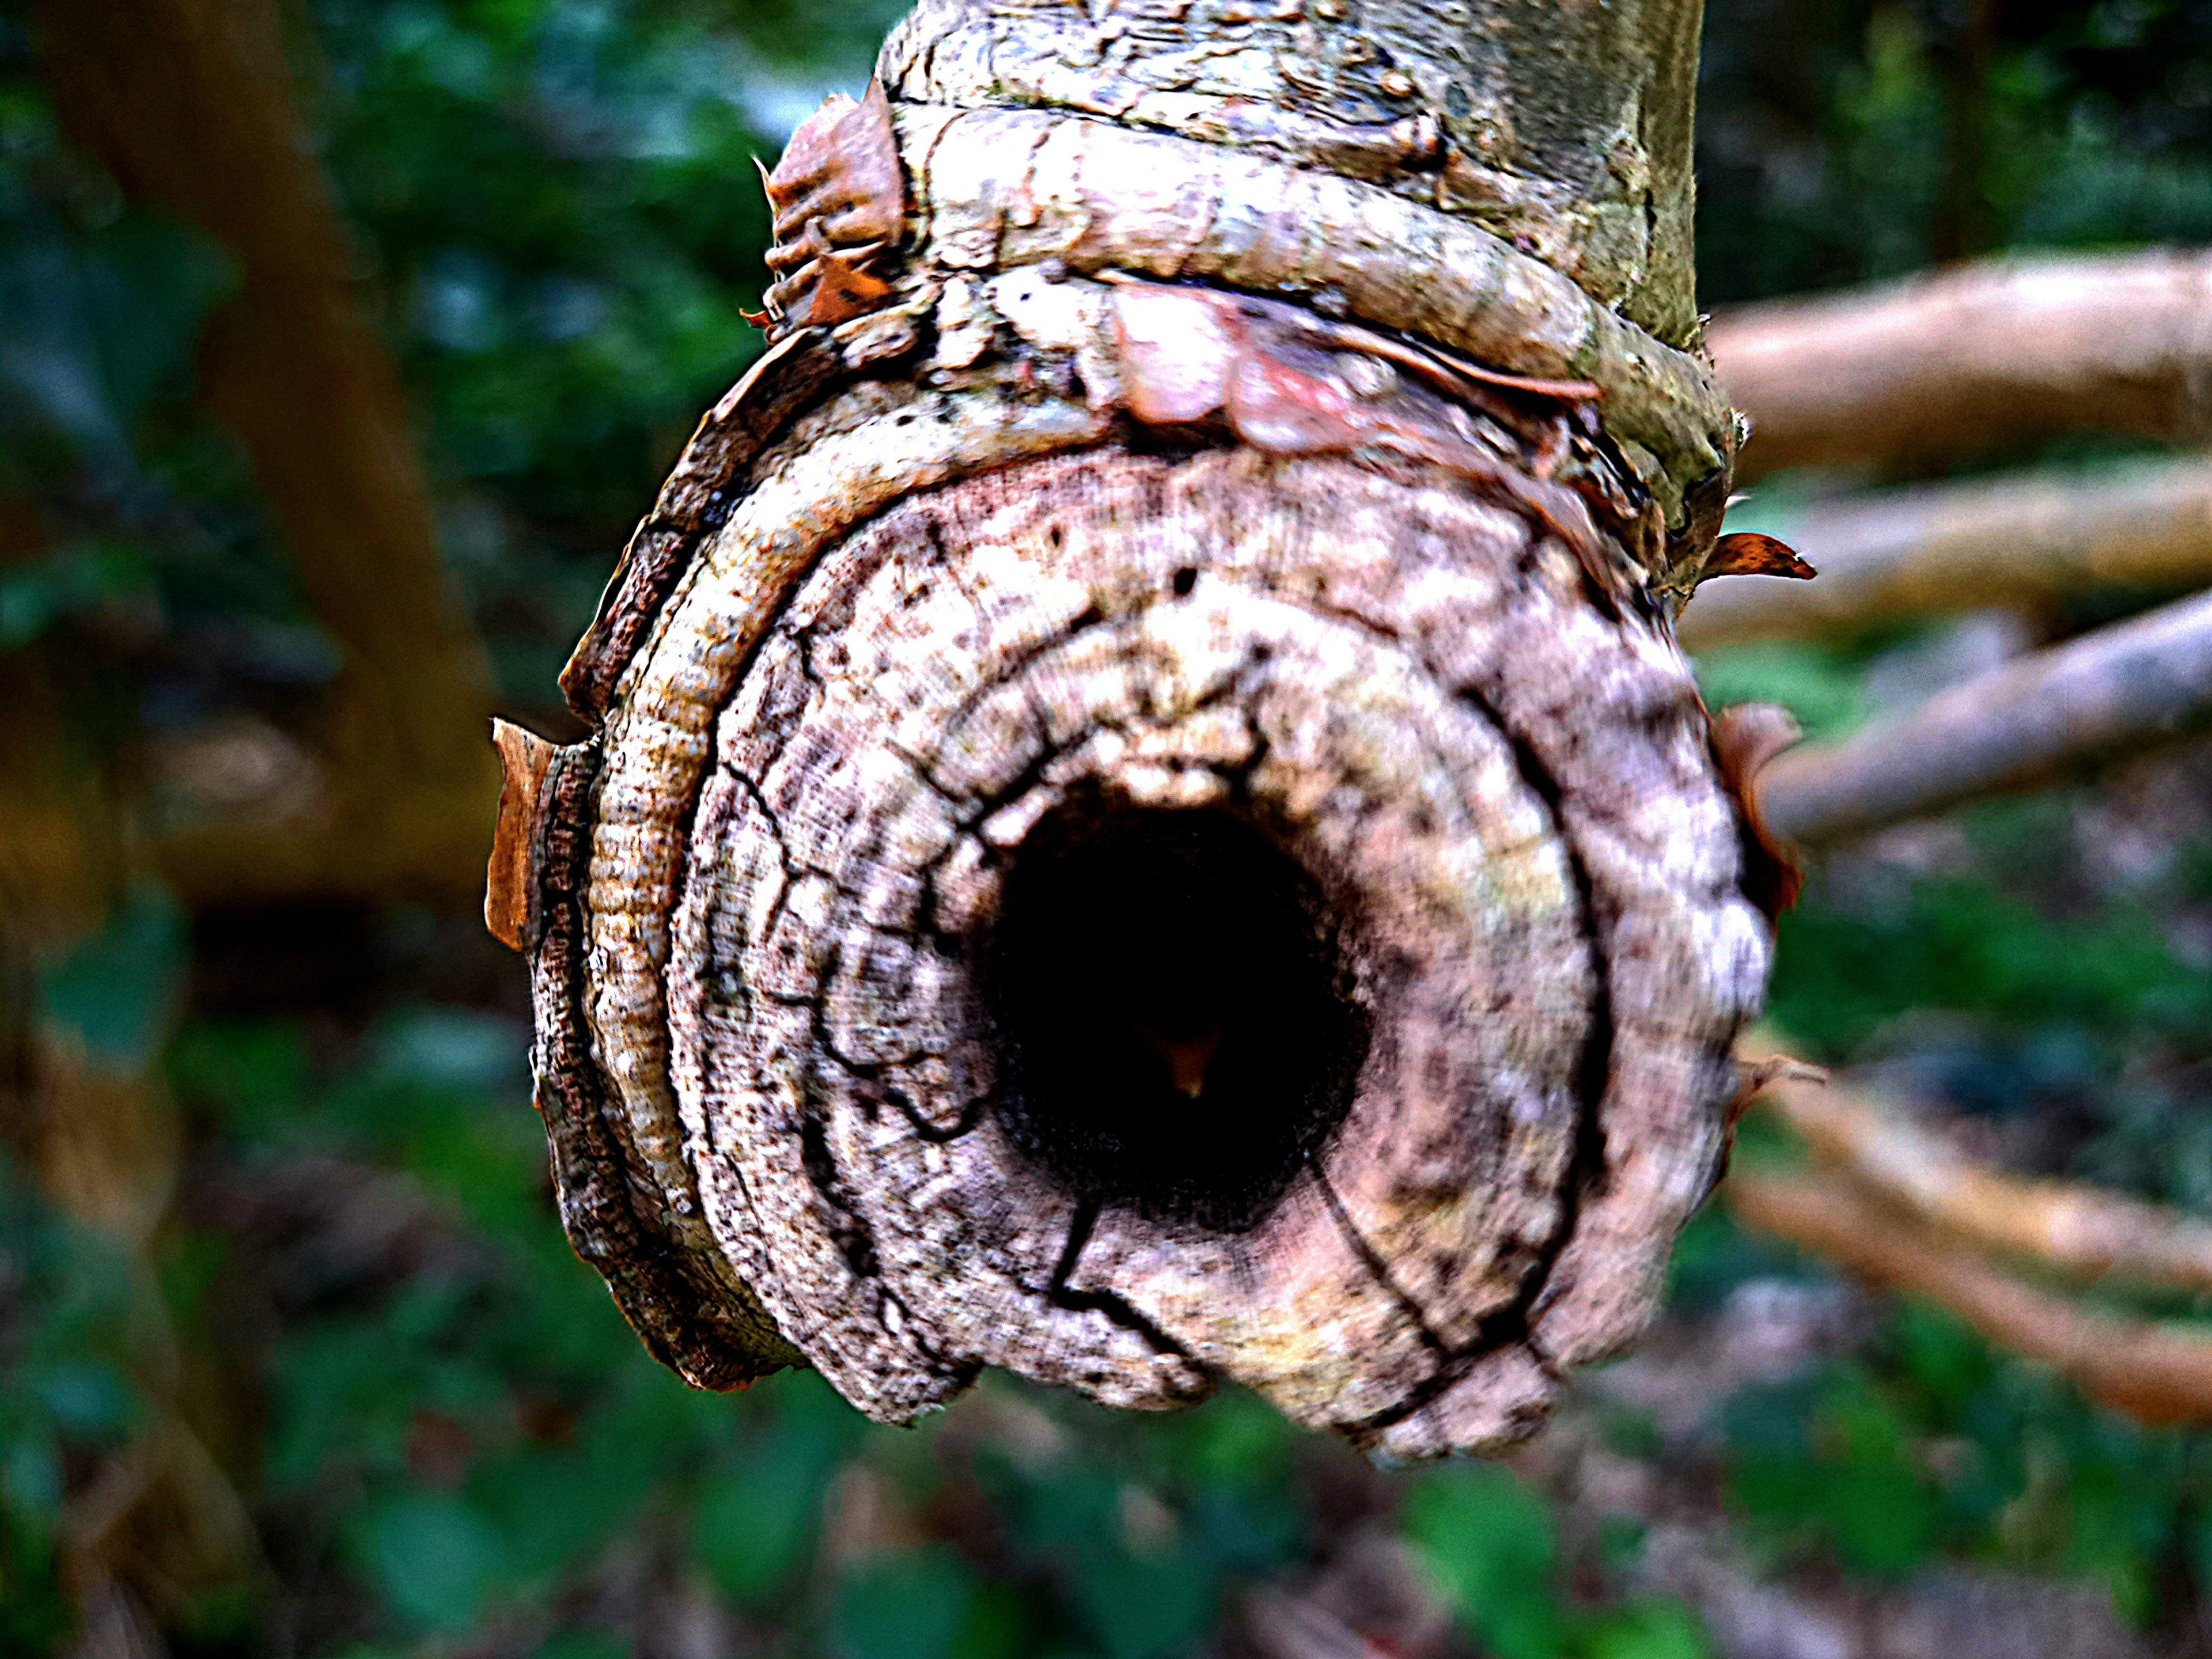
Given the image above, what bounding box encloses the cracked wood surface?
[504,0,1777,1458]
[528,441,1767,1455]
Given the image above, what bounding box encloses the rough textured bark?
[498,0,1774,1457]
[879,0,1711,349]
[1710,251,2212,484]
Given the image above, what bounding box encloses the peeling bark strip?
[502,0,1778,1457]
[759,81,906,335]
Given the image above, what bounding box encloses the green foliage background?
[2,1,2210,1655]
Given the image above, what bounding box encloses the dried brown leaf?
[759,79,904,336]
[1706,530,1816,581]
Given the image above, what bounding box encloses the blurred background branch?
[1710,251,2212,483]
[1728,1165,2212,1427]
[1678,457,2212,649]
[1750,1065,2212,1293]
[1756,589,2212,846]
[30,0,497,906]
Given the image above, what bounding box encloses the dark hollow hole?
[982,786,1369,1232]
[1172,565,1198,596]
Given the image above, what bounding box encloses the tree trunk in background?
[497,0,1774,1459]
[31,0,498,906]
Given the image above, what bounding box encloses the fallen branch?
[1709,251,2212,482]
[1757,1071,2212,1293]
[1726,1169,2212,1426]
[1681,459,2212,647]
[1757,589,2212,846]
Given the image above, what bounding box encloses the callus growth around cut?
[491,0,1788,1462]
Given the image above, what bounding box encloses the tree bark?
[501,0,1773,1458]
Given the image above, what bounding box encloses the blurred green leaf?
[0,538,158,649]
[1695,640,1867,745]
[1727,1368,1946,1577]
[1573,1601,1710,1659]
[1064,1551,1217,1659]
[1772,877,2210,1059]
[353,1491,506,1631]
[691,1423,836,1605]
[531,1630,625,1659]
[28,1358,136,1443]
[833,1547,980,1659]
[0,202,235,455]
[2,1435,63,1524]
[37,885,185,1073]
[1404,1464,1565,1659]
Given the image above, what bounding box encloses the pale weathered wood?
[1681,459,2212,648]
[501,0,1778,1457]
[1759,589,2212,847]
[538,437,1762,1452]
[1711,251,2212,483]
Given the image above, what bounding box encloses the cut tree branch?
[1728,1168,2212,1426]
[1756,589,2212,846]
[501,0,1772,1460]
[1709,251,2212,483]
[1681,459,2212,647]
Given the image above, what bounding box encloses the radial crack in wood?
[506,0,1775,1460]
[525,442,1767,1455]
